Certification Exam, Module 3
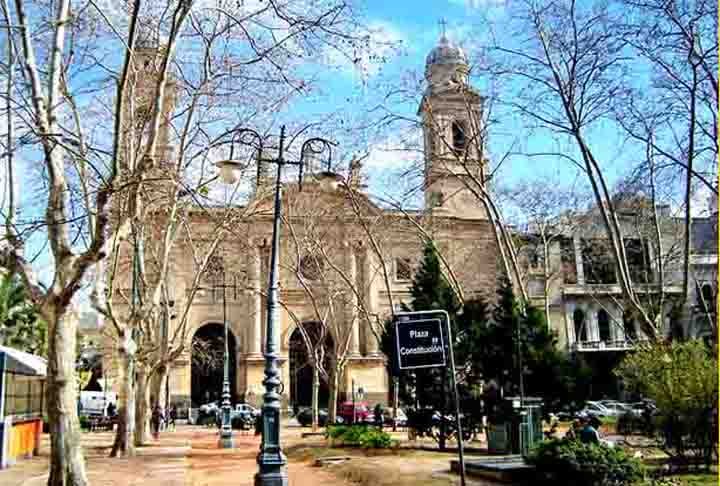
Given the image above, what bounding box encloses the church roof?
[425,33,468,69]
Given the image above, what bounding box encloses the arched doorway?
[191,323,237,407]
[289,322,333,408]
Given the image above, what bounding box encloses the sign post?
[394,310,466,486]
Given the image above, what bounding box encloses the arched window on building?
[598,309,611,342]
[573,309,587,343]
[451,120,467,153]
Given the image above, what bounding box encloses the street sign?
[395,317,446,369]
[393,310,466,486]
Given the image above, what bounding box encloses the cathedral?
[104,31,499,411]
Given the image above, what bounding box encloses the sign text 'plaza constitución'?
[394,318,446,370]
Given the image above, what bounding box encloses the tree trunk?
[311,364,319,432]
[134,366,151,446]
[46,307,89,486]
[150,364,168,410]
[327,368,340,424]
[110,338,135,458]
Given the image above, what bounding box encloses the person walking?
[374,403,384,429]
[151,404,163,440]
[169,405,177,431]
[106,401,117,418]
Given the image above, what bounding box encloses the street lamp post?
[215,125,334,486]
[199,260,244,448]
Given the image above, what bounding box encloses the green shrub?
[326,424,349,439]
[358,428,394,449]
[528,438,645,485]
[326,424,394,449]
[335,424,369,444]
[79,415,91,431]
[616,340,718,467]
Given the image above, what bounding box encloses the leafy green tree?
[0,273,46,355]
[615,340,718,467]
[477,278,582,415]
[381,242,488,410]
[382,246,581,427]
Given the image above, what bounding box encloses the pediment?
[244,172,382,220]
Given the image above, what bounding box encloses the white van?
[80,391,117,416]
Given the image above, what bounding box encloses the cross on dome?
[425,18,468,70]
[439,18,448,38]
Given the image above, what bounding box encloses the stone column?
[564,302,576,351]
[363,248,380,355]
[247,243,263,356]
[573,234,585,285]
[587,304,599,342]
[346,242,361,356]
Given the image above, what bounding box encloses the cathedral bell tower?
[118,30,177,207]
[419,25,487,220]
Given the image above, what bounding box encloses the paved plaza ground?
[0,424,491,486]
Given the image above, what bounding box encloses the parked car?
[597,401,637,417]
[235,403,260,417]
[230,411,256,430]
[578,401,612,418]
[337,401,370,424]
[196,401,220,425]
[384,408,408,427]
[228,403,260,429]
[296,408,329,427]
[199,400,220,414]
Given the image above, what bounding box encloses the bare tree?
[0,1,167,483]
[613,0,718,307]
[281,178,369,424]
[0,0,373,479]
[94,0,374,452]
[480,0,709,339]
[503,178,587,324]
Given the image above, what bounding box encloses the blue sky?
[278,0,713,215]
[278,0,613,204]
[5,0,713,304]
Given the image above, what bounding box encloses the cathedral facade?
[105,33,499,411]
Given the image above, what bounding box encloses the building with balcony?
[517,191,717,358]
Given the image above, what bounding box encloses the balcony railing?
[571,339,640,352]
[563,283,683,296]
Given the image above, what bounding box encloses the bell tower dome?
[419,22,487,220]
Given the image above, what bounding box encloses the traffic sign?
[395,317,446,369]
[392,310,466,486]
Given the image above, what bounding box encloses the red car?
[338,401,370,424]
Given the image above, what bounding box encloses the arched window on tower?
[598,309,611,342]
[573,309,587,343]
[452,120,467,153]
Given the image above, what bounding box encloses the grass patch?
[669,472,717,486]
[330,460,450,486]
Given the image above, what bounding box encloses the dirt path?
[1,425,493,486]
[187,428,349,486]
[0,430,189,486]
